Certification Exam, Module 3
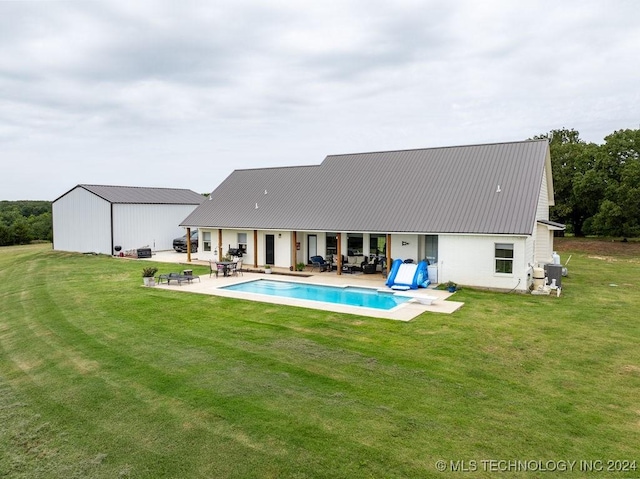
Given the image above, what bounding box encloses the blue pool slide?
[385,259,430,290]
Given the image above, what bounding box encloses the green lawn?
[1,242,639,478]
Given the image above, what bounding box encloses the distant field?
[0,242,638,478]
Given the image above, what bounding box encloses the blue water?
[221,279,410,310]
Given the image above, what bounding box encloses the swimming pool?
[221,279,410,310]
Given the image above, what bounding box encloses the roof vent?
[255,203,259,209]
[496,185,502,193]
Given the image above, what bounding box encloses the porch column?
[386,234,392,274]
[336,232,342,275]
[363,233,370,258]
[218,229,223,261]
[291,231,297,269]
[253,230,258,268]
[186,227,192,263]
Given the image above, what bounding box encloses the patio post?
[291,231,297,269]
[386,233,391,275]
[186,227,192,263]
[336,233,342,275]
[253,229,258,268]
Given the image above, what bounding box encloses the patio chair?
[362,258,378,274]
[209,260,217,278]
[233,260,243,276]
[310,255,330,272]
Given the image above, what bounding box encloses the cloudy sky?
[1,0,638,201]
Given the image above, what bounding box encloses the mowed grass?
[0,242,639,478]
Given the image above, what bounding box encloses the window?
[237,233,247,254]
[495,243,514,274]
[425,235,438,264]
[203,232,211,252]
[326,233,337,256]
[370,234,386,255]
[347,233,363,255]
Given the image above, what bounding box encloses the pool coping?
[150,271,464,321]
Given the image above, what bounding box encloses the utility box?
[427,264,438,284]
[544,264,563,288]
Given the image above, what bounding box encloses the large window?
[237,233,247,254]
[369,234,386,256]
[326,233,337,257]
[495,243,514,274]
[347,233,363,255]
[425,235,438,264]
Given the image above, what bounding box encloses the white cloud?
[1,0,638,200]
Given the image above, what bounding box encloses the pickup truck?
[173,230,198,253]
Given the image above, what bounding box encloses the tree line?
[0,201,52,246]
[535,127,639,237]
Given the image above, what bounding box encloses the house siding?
[534,166,555,265]
[438,234,529,291]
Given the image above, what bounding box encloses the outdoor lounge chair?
[362,258,378,274]
[310,255,330,272]
[158,272,200,285]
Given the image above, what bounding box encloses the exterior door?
[307,235,317,263]
[265,234,275,265]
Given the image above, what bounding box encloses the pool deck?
[137,250,464,321]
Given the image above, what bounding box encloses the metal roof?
[55,184,206,205]
[181,139,551,235]
[537,219,565,230]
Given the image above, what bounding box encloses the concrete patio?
[135,250,464,320]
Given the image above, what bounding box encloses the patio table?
[217,261,237,277]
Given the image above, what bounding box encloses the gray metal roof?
[58,184,205,205]
[181,139,551,235]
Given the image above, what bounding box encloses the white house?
[180,140,563,291]
[53,184,205,255]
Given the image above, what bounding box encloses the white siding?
[438,234,529,291]
[52,187,111,254]
[390,234,419,262]
[210,229,292,268]
[53,186,200,255]
[534,224,555,265]
[536,167,549,221]
[112,204,197,252]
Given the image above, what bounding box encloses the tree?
[588,129,640,237]
[535,128,600,236]
[10,217,32,245]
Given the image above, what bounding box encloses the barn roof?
[54,184,205,205]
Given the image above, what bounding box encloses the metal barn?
[52,184,204,255]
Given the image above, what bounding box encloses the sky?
[1,0,638,201]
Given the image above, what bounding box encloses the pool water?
[221,279,410,310]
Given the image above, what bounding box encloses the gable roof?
[181,139,551,235]
[55,184,205,205]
